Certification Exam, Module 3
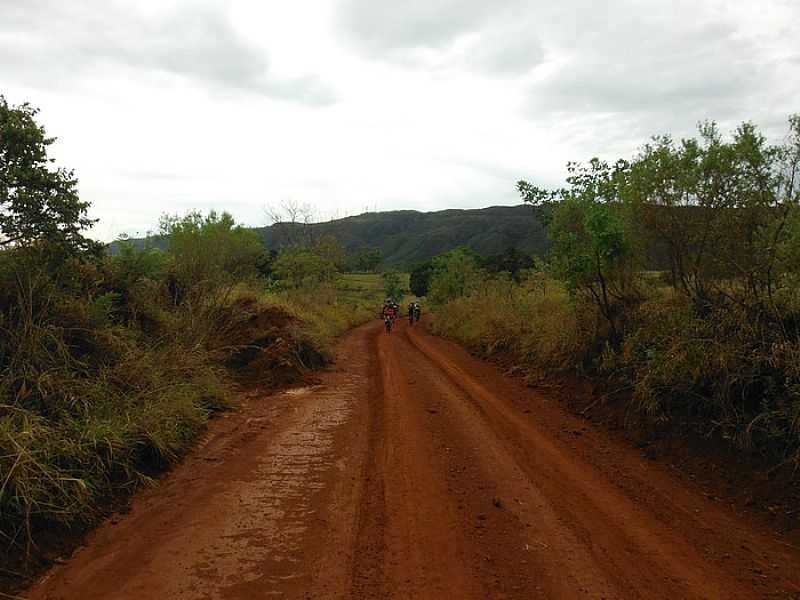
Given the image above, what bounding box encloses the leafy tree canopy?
[159,210,266,291]
[382,270,404,300]
[0,96,96,253]
[428,247,485,305]
[346,246,382,272]
[272,247,337,288]
[409,262,433,297]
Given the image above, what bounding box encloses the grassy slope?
[0,273,387,590]
[270,273,389,358]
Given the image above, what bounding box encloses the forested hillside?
[116,205,548,268]
[256,205,547,266]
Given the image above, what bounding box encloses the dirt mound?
[224,300,326,388]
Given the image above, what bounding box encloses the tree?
[263,199,317,247]
[272,247,337,288]
[519,159,640,338]
[624,117,800,310]
[159,210,267,299]
[312,234,346,270]
[0,96,96,253]
[382,270,404,300]
[409,261,433,297]
[482,247,535,282]
[548,196,634,336]
[346,247,382,272]
[428,247,484,305]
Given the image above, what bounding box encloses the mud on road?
[28,320,800,599]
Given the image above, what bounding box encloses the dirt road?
[28,320,800,599]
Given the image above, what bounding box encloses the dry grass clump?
[433,271,800,466]
[431,275,600,373]
[0,258,386,553]
[270,275,386,357]
[0,254,234,549]
[606,294,800,462]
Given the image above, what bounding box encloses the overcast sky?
[2,0,798,240]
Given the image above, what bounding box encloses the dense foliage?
[433,116,800,469]
[0,97,96,254]
[344,246,382,272]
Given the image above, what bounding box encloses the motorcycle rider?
[382,298,397,333]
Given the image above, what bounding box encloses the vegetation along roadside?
[423,115,800,531]
[0,96,383,588]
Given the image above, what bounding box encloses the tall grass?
[432,272,800,466]
[0,259,384,554]
[270,273,387,357]
[431,274,601,373]
[0,254,234,549]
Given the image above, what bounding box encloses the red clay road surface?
[27,320,800,599]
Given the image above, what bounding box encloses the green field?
[337,272,410,302]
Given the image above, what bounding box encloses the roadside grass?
[268,273,387,359]
[431,275,597,373]
[0,292,233,553]
[430,272,800,466]
[0,262,386,566]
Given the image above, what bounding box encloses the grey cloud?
[465,27,545,76]
[337,0,497,53]
[520,2,800,150]
[530,18,757,114]
[337,0,545,76]
[0,1,335,105]
[338,0,797,142]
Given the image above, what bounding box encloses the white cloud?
[0,0,797,241]
[0,1,335,103]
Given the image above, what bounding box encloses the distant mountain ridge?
[112,205,548,267]
[258,205,546,266]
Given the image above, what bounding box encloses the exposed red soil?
[224,301,326,388]
[481,349,800,541]
[0,302,319,596]
[24,319,800,599]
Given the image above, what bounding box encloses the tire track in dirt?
[396,325,737,598]
[349,324,486,599]
[402,320,800,599]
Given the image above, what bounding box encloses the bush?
[0,249,233,544]
[606,294,800,459]
[272,247,337,289]
[431,273,598,372]
[428,247,484,305]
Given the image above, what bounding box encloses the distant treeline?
[409,246,538,298]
